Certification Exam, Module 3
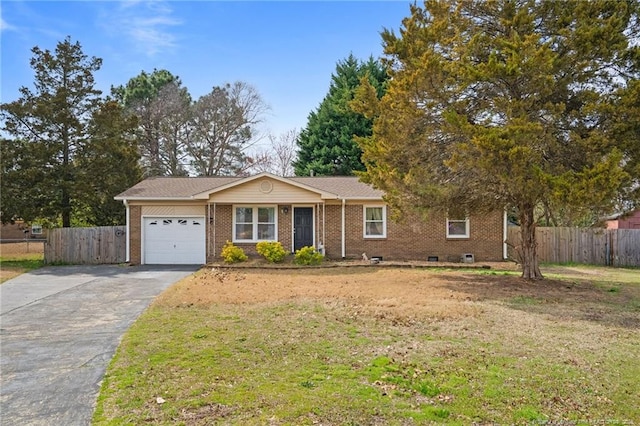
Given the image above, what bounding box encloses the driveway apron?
[0,264,198,426]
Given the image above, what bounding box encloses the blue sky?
[1,1,412,138]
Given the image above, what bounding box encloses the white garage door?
[143,217,206,264]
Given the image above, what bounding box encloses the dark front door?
[294,207,314,251]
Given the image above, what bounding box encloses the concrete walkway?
[0,265,198,426]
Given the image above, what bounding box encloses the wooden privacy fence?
[45,226,126,264]
[507,227,640,267]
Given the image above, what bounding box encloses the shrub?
[221,241,247,264]
[293,246,324,266]
[256,241,287,263]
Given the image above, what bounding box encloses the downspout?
[503,209,508,260]
[207,203,211,262]
[341,198,346,259]
[124,199,130,263]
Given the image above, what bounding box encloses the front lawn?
[94,266,640,425]
[0,242,44,283]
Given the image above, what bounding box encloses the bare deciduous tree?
[247,129,299,176]
[188,81,268,176]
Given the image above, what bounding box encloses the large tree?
[247,129,299,176]
[0,138,47,224]
[294,54,388,176]
[113,69,191,176]
[353,0,640,279]
[74,100,141,225]
[188,81,268,176]
[1,37,103,227]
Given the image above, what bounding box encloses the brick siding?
[209,203,503,262]
[207,204,294,262]
[129,205,142,264]
[334,205,503,262]
[129,202,504,264]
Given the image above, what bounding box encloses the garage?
[143,217,206,264]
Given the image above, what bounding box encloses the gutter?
[113,196,199,201]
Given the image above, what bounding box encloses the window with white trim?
[364,206,386,238]
[446,217,469,238]
[233,206,277,242]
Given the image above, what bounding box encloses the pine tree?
[1,37,103,227]
[75,100,141,225]
[352,0,640,279]
[294,54,387,176]
[113,69,191,177]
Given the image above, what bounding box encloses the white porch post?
[503,209,508,260]
[341,198,346,258]
[124,200,130,263]
[212,203,217,257]
[322,202,326,255]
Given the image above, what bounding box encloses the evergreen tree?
[75,100,141,225]
[0,138,48,224]
[1,37,102,227]
[352,0,640,279]
[113,69,191,177]
[294,54,387,176]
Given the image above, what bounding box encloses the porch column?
[124,200,130,263]
[322,202,326,256]
[212,203,217,257]
[503,209,508,260]
[341,198,346,258]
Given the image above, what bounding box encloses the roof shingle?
[115,174,383,200]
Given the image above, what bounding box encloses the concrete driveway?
[0,264,199,426]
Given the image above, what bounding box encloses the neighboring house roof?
[605,209,639,221]
[115,172,384,201]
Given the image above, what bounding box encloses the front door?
[294,207,314,251]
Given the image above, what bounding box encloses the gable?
[209,177,329,204]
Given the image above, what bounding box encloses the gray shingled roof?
[289,176,383,198]
[115,177,241,199]
[115,174,383,200]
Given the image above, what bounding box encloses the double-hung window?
[446,216,469,238]
[364,206,386,238]
[234,206,276,242]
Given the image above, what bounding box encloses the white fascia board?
[113,196,197,201]
[341,197,385,202]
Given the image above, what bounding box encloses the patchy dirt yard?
[98,265,640,425]
[156,264,639,328]
[0,242,44,283]
[0,241,44,256]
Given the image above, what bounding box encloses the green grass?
[0,254,44,283]
[93,267,640,425]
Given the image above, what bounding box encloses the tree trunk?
[62,124,72,228]
[519,205,543,279]
[62,188,71,228]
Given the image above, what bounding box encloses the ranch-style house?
[115,172,507,265]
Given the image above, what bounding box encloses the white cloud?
[102,1,181,57]
[1,17,17,32]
